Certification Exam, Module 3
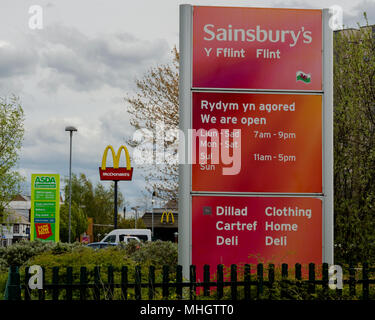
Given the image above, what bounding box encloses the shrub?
[0,240,83,271]
[125,240,178,268]
[24,246,154,300]
[0,271,8,300]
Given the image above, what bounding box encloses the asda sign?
[31,174,60,242]
[34,176,57,189]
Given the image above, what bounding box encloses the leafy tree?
[117,217,146,229]
[62,173,124,240]
[333,21,375,264]
[126,48,179,205]
[0,95,24,219]
[59,201,88,242]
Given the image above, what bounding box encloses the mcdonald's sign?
[161,211,175,224]
[99,145,133,181]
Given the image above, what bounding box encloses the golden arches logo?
[101,145,131,170]
[99,145,133,181]
[161,211,175,224]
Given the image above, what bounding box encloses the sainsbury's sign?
[193,6,322,91]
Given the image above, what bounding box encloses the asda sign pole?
[31,174,60,242]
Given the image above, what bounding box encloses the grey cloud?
[36,25,170,92]
[0,40,39,94]
[0,44,37,77]
[272,0,375,28]
[99,107,134,142]
[345,0,375,27]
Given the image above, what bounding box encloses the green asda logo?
[34,176,56,189]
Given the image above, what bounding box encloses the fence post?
[148,266,155,300]
[217,264,224,299]
[322,263,329,298]
[231,264,237,300]
[94,266,101,301]
[362,262,369,300]
[80,267,87,301]
[281,264,288,299]
[189,265,196,300]
[66,267,73,301]
[121,266,128,300]
[52,267,59,301]
[24,266,30,301]
[257,264,264,299]
[308,263,315,295]
[38,267,45,301]
[162,265,169,299]
[203,265,210,297]
[108,266,114,300]
[5,266,21,300]
[244,264,251,300]
[135,265,142,300]
[295,263,302,284]
[349,263,356,297]
[268,264,275,300]
[176,265,183,300]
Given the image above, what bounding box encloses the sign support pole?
[114,180,118,229]
[179,4,193,280]
[322,8,334,264]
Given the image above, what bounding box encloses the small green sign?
[31,174,60,242]
[34,189,56,201]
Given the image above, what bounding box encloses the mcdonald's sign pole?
[99,145,133,229]
[114,180,118,229]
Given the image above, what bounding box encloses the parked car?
[119,235,141,244]
[86,242,117,250]
[100,229,151,243]
[87,235,141,250]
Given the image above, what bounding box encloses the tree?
[125,48,179,205]
[62,173,124,240]
[60,201,88,242]
[333,20,375,264]
[117,217,146,229]
[0,95,24,219]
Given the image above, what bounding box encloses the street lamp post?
[65,126,77,243]
[131,206,139,229]
[152,191,156,240]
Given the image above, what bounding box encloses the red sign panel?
[193,6,322,90]
[192,196,322,281]
[35,223,53,240]
[99,167,133,181]
[192,91,322,193]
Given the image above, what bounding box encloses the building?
[0,209,30,246]
[0,195,31,247]
[142,208,178,242]
[335,25,375,38]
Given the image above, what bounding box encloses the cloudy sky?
[0,0,374,214]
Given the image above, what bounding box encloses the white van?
[101,229,151,243]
